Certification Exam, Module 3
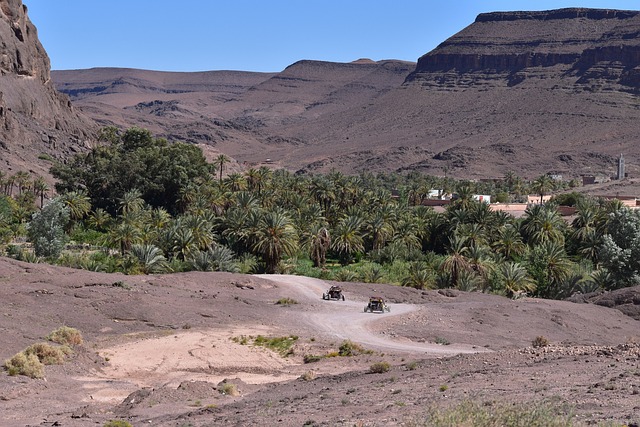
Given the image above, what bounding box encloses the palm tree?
[440,235,472,288]
[332,215,365,266]
[189,245,239,272]
[87,208,112,231]
[119,189,145,214]
[492,225,526,261]
[32,176,50,208]
[130,244,168,274]
[62,191,92,221]
[252,210,298,273]
[108,221,143,255]
[216,154,230,184]
[308,225,331,269]
[531,174,554,204]
[13,171,31,196]
[521,204,565,246]
[498,262,536,298]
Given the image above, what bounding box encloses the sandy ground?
[0,257,639,426]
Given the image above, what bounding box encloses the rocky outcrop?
[0,0,95,175]
[407,8,640,92]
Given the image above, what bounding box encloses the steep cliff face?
[408,8,640,92]
[0,0,95,174]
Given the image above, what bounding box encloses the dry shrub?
[300,371,316,381]
[532,335,550,348]
[218,382,240,396]
[369,361,391,373]
[4,352,44,379]
[24,343,66,365]
[47,326,83,346]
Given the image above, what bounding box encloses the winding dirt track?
[257,275,490,356]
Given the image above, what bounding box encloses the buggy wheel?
[342,295,345,301]
[322,294,326,300]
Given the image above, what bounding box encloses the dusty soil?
[0,257,639,426]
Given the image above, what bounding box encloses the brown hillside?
[50,7,640,187]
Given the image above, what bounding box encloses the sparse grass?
[420,399,577,426]
[230,335,249,345]
[532,335,550,348]
[339,340,373,356]
[439,385,448,392]
[369,361,391,373]
[303,354,323,363]
[253,335,298,357]
[275,297,299,306]
[103,421,133,427]
[218,382,240,396]
[47,326,83,346]
[405,361,419,371]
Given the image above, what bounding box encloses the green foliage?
[253,335,298,356]
[276,297,298,306]
[26,197,69,258]
[599,208,640,289]
[51,127,213,215]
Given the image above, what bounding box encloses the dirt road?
[257,274,490,356]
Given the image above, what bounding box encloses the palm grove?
[0,127,637,299]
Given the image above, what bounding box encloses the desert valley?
[1,1,640,426]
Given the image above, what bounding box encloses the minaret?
[618,154,625,180]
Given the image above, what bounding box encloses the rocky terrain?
[0,0,95,177]
[48,7,640,184]
[0,257,639,426]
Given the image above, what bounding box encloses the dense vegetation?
[0,127,636,299]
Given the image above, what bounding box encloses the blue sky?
[25,1,638,72]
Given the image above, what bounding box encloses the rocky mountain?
[0,0,95,176]
[51,8,640,181]
[7,5,640,183]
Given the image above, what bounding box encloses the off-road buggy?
[322,285,345,301]
[364,296,390,313]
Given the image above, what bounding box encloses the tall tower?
[618,154,625,180]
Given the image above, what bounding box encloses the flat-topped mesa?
[407,8,640,91]
[475,8,639,22]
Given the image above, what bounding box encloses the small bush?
[439,384,448,392]
[303,354,323,364]
[4,352,44,378]
[253,335,298,357]
[300,371,316,381]
[405,361,419,371]
[276,297,298,306]
[218,382,240,396]
[23,343,67,365]
[369,361,391,374]
[532,335,550,348]
[434,336,450,346]
[48,326,83,346]
[103,421,133,427]
[338,340,371,356]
